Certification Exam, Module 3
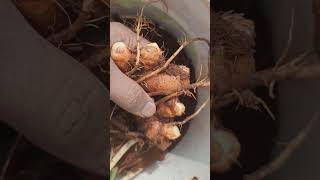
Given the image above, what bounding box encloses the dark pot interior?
[212,1,278,179]
[213,0,319,180]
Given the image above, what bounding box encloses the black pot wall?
[259,0,320,179]
[213,0,320,180]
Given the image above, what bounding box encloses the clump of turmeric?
[110,4,209,178]
[111,40,191,146]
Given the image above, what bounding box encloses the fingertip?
[110,60,156,118]
[140,101,156,117]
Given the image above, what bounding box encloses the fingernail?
[141,102,156,117]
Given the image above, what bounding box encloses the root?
[155,90,195,105]
[214,92,238,109]
[244,112,319,180]
[126,2,149,76]
[253,95,276,120]
[275,8,295,68]
[269,8,295,98]
[47,0,95,44]
[168,97,209,126]
[111,120,144,139]
[234,90,275,120]
[53,0,72,27]
[268,80,276,99]
[218,50,313,95]
[109,105,118,120]
[86,16,107,24]
[214,89,275,120]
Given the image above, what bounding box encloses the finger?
[110,59,156,117]
[110,22,150,49]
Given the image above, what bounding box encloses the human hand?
[0,1,108,176]
[110,22,156,117]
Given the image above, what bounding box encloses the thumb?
[110,59,156,117]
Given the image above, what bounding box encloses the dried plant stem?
[118,157,143,174]
[110,139,139,170]
[122,168,143,180]
[110,167,118,180]
[137,38,209,83]
[244,112,319,180]
[168,98,209,126]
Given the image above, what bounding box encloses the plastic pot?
[111,0,210,179]
[258,0,320,179]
